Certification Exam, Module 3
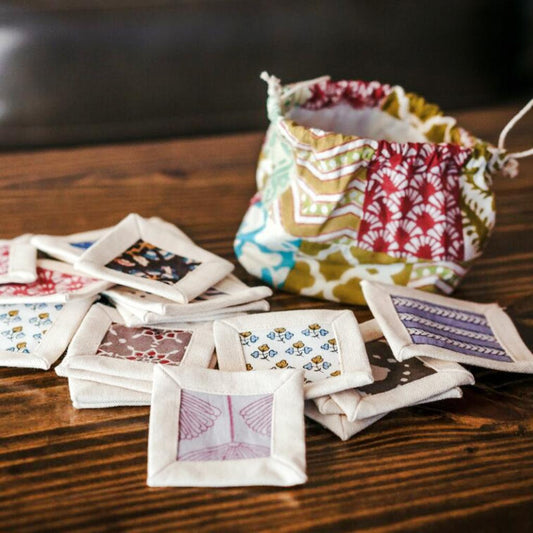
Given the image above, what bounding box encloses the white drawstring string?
[498,98,533,160]
[259,71,331,109]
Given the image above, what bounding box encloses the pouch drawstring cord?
[494,98,533,177]
[260,72,330,123]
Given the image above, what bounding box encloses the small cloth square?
[67,377,151,408]
[305,386,462,441]
[75,213,233,303]
[0,236,37,284]
[113,299,270,327]
[147,366,306,487]
[0,259,109,303]
[55,304,214,394]
[0,298,94,369]
[214,309,373,399]
[361,280,533,373]
[104,274,272,324]
[31,216,191,264]
[313,336,473,421]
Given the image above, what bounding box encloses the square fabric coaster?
[0,236,37,284]
[361,280,533,373]
[147,366,306,487]
[0,259,109,303]
[214,309,373,400]
[31,216,192,264]
[55,304,214,388]
[103,274,273,322]
[114,299,270,327]
[305,386,462,441]
[0,298,94,370]
[67,377,151,408]
[313,337,473,421]
[75,213,233,303]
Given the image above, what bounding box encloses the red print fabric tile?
[96,324,192,365]
[355,142,471,262]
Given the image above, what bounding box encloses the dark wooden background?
[0,105,532,532]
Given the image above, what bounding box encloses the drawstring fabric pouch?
[235,73,533,305]
[0,235,37,284]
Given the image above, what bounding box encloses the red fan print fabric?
[0,267,96,298]
[177,390,273,461]
[96,324,192,365]
[355,142,471,262]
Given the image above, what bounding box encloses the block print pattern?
[358,339,436,395]
[391,295,512,362]
[106,239,200,285]
[356,142,470,262]
[239,323,340,383]
[0,302,64,354]
[0,267,97,298]
[177,390,272,461]
[0,245,9,275]
[96,324,192,365]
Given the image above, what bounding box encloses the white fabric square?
[214,309,373,400]
[31,216,191,264]
[0,236,37,284]
[75,213,233,303]
[67,377,151,408]
[0,297,94,370]
[361,280,533,373]
[305,386,463,441]
[0,259,110,303]
[55,304,215,386]
[147,366,306,487]
[113,300,270,327]
[313,341,472,420]
[103,273,272,322]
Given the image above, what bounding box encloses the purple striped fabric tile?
[391,296,512,362]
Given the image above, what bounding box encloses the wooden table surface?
[0,106,532,532]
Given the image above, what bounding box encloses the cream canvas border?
[0,297,95,370]
[305,402,385,441]
[0,236,37,284]
[68,377,151,408]
[54,304,215,382]
[0,259,110,303]
[147,366,307,487]
[306,387,463,440]
[314,356,473,420]
[31,216,192,264]
[104,273,272,317]
[361,280,533,373]
[113,300,270,327]
[214,309,373,400]
[75,213,233,303]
